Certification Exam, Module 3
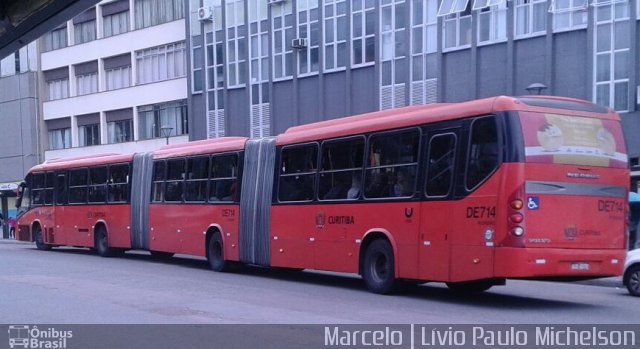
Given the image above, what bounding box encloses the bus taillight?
[511,227,524,237]
[510,199,523,210]
[510,213,523,223]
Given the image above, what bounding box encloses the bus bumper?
[494,247,625,279]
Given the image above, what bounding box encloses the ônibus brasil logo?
[8,325,72,349]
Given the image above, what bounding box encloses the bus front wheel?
[207,233,231,272]
[362,239,398,294]
[34,226,51,251]
[95,226,115,257]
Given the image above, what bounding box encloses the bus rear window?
[519,111,627,168]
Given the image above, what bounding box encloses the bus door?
[419,131,458,282]
[51,171,68,246]
[449,116,500,282]
[36,172,57,245]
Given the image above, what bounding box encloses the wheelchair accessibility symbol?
[527,197,539,210]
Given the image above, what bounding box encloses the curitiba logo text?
[7,325,73,349]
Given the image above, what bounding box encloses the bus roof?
[30,153,134,172]
[276,95,618,145]
[153,136,247,160]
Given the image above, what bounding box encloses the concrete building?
[186,0,640,185]
[39,0,190,161]
[0,42,39,225]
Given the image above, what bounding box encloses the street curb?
[0,239,31,245]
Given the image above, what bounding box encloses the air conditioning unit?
[268,0,286,4]
[197,6,213,21]
[291,38,307,49]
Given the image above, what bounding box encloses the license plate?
[571,262,590,271]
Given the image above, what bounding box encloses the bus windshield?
[519,111,627,169]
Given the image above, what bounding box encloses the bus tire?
[625,265,640,297]
[446,280,494,294]
[34,225,51,251]
[95,225,115,257]
[207,233,231,272]
[362,239,398,294]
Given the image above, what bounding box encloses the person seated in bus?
[365,172,390,198]
[347,174,361,199]
[324,177,349,200]
[392,170,413,197]
[165,182,183,202]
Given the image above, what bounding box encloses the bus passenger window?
[68,169,88,204]
[466,116,499,190]
[426,134,456,197]
[152,161,166,202]
[88,167,108,203]
[279,144,318,202]
[319,137,364,201]
[209,154,238,202]
[164,159,185,202]
[31,173,45,206]
[365,129,419,199]
[185,157,209,202]
[108,164,129,203]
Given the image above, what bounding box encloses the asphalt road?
[0,240,637,324]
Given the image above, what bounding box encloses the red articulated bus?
[16,96,629,294]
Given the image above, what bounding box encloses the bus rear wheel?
[362,239,398,294]
[207,233,231,272]
[95,226,115,257]
[625,265,640,297]
[446,280,494,294]
[34,226,51,251]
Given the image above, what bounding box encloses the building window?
[515,0,547,38]
[551,0,587,32]
[410,0,438,105]
[594,1,630,112]
[272,1,294,79]
[296,0,320,76]
[103,11,130,37]
[48,128,71,150]
[105,66,131,90]
[443,3,472,50]
[323,0,347,71]
[380,0,407,110]
[76,72,98,96]
[225,0,247,88]
[47,78,69,101]
[477,2,507,44]
[74,20,96,44]
[351,0,375,66]
[136,41,187,84]
[107,119,133,143]
[138,100,188,140]
[78,124,100,147]
[134,0,184,29]
[42,27,67,52]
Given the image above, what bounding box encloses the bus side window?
[466,116,499,190]
[31,173,45,206]
[108,164,130,203]
[44,172,55,205]
[68,169,88,204]
[152,161,166,202]
[365,129,420,199]
[185,156,209,202]
[55,172,67,205]
[319,137,364,201]
[88,167,108,203]
[425,133,457,197]
[279,144,318,202]
[165,159,185,202]
[210,153,238,202]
